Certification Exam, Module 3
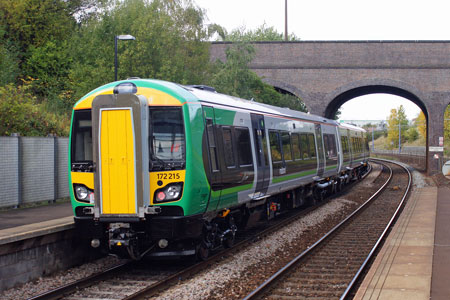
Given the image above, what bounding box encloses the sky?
[192,0,450,122]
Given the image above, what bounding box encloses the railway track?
[29,164,376,300]
[243,159,411,300]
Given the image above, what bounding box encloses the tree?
[223,23,299,42]
[0,44,19,86]
[0,82,69,136]
[67,0,211,103]
[415,111,427,139]
[405,127,419,142]
[386,105,409,149]
[209,42,306,112]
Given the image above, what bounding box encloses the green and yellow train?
[70,79,369,259]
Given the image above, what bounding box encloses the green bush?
[0,82,69,136]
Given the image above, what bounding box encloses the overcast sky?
[193,0,450,121]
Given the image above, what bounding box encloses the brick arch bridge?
[210,41,450,175]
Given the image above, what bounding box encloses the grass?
[369,135,426,150]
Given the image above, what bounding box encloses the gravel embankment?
[150,165,385,300]
[0,256,122,300]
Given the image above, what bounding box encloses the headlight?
[154,183,183,203]
[75,185,88,200]
[74,184,94,204]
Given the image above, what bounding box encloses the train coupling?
[108,223,135,247]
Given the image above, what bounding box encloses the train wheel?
[312,188,324,204]
[336,180,342,193]
[127,242,141,260]
[223,217,237,248]
[197,243,210,261]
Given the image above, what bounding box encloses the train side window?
[308,134,316,158]
[281,131,292,161]
[323,135,329,158]
[269,130,282,162]
[206,118,219,172]
[324,134,337,158]
[292,134,301,160]
[235,127,253,166]
[342,136,349,154]
[351,137,356,153]
[300,134,309,159]
[222,127,235,168]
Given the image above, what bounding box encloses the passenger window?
[292,134,301,160]
[222,127,235,168]
[324,134,337,158]
[323,135,329,158]
[300,134,309,159]
[281,131,292,161]
[235,127,253,166]
[308,134,316,158]
[269,131,282,162]
[206,118,219,172]
[342,136,349,154]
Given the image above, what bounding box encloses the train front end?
[69,80,207,259]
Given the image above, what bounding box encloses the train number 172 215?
[156,173,181,180]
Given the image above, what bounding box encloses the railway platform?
[0,202,73,245]
[354,184,449,300]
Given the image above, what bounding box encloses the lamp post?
[114,34,136,81]
[285,0,288,41]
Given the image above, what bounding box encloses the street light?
[285,0,288,41]
[115,34,136,81]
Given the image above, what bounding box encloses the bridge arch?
[262,78,307,100]
[322,79,428,120]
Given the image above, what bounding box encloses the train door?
[251,114,270,198]
[99,108,137,214]
[315,124,325,177]
[91,93,149,218]
[202,106,222,211]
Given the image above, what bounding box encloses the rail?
[242,159,411,300]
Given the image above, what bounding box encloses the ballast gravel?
[0,255,122,300]
[148,199,357,300]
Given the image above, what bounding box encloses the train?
[69,78,369,259]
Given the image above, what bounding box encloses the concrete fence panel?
[0,136,69,208]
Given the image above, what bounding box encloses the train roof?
[183,85,338,126]
[338,122,367,132]
[74,78,364,131]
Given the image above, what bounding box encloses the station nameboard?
[429,146,444,152]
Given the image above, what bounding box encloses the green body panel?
[212,108,236,126]
[175,103,210,216]
[68,110,78,215]
[325,164,338,172]
[272,169,316,184]
[202,106,220,212]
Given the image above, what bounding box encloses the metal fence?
[0,136,69,209]
[371,148,450,173]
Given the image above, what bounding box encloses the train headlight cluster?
[154,183,183,203]
[74,184,94,204]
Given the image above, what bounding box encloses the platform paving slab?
[354,186,437,300]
